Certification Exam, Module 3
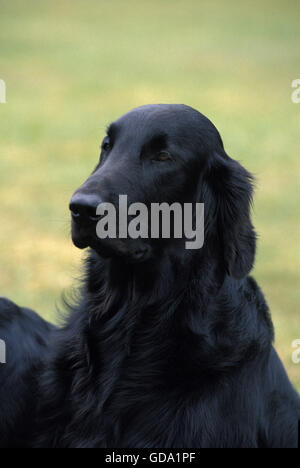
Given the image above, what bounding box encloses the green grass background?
[0,0,299,390]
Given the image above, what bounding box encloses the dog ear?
[206,152,256,279]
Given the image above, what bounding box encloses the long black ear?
[206,152,256,279]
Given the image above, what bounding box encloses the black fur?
[0,298,54,448]
[0,104,299,448]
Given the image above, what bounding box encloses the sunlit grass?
[0,0,299,390]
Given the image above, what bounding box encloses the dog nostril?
[69,202,82,219]
[69,194,103,221]
[71,210,81,219]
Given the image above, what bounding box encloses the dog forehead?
[110,105,222,152]
[112,104,202,138]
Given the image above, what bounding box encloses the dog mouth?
[71,217,152,263]
[71,215,95,249]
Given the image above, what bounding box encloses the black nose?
[69,193,102,222]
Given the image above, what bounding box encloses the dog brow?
[106,123,117,139]
[147,133,168,150]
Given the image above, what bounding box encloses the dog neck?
[85,246,221,315]
[56,248,273,443]
[81,248,273,368]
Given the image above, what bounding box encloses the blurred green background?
[0,0,299,390]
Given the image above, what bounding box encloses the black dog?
[0,298,54,447]
[0,104,299,448]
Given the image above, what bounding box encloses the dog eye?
[101,138,111,152]
[152,151,172,162]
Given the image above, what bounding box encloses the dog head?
[70,104,255,277]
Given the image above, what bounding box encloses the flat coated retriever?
[0,104,299,448]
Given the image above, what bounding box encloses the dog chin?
[71,224,153,263]
[92,239,152,264]
[71,235,90,250]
